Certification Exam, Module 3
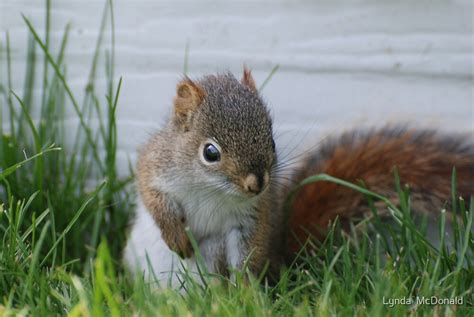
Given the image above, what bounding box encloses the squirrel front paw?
[142,190,195,259]
[172,228,194,259]
[161,217,194,259]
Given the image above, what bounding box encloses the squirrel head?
[171,68,276,198]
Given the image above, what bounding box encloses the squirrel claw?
[175,236,194,259]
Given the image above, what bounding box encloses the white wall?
[1,0,473,172]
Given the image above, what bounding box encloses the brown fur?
[241,66,257,92]
[287,127,474,254]
[248,184,286,278]
[173,77,206,131]
[136,78,208,259]
[137,140,194,258]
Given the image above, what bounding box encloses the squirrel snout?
[243,172,269,195]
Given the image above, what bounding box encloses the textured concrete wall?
[1,0,473,172]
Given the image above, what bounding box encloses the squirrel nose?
[243,172,269,195]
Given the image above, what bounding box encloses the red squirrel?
[123,68,473,288]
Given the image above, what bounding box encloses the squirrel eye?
[203,143,221,163]
[271,139,276,152]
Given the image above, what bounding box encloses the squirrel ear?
[241,66,257,92]
[173,77,205,129]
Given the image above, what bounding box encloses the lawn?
[0,2,472,316]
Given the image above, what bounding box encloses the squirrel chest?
[159,175,259,239]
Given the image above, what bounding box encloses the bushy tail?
[286,127,474,254]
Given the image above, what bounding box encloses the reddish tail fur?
[286,127,474,254]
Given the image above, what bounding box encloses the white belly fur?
[180,188,254,239]
[123,173,257,289]
[123,196,230,290]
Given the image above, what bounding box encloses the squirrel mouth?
[219,182,262,202]
[238,184,268,200]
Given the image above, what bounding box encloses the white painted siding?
[1,0,473,173]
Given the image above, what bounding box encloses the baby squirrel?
[124,68,473,287]
[124,68,285,285]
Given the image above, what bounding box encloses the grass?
[0,1,473,316]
